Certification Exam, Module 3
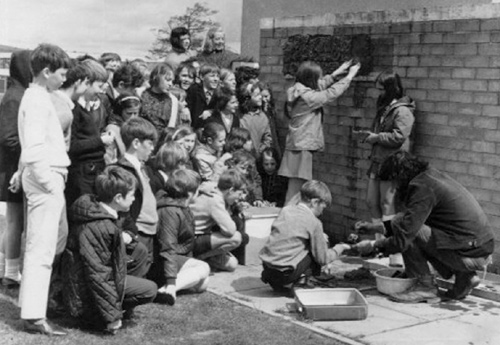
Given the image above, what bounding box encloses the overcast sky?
[0,0,242,59]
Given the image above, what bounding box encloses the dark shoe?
[444,271,480,300]
[2,277,20,288]
[155,292,176,306]
[23,319,67,336]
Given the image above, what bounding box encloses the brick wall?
[259,4,500,272]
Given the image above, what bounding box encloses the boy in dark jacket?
[63,166,157,334]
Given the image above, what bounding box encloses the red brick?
[464,56,489,68]
[419,56,442,67]
[394,44,410,55]
[407,67,428,78]
[435,125,457,137]
[467,188,492,202]
[422,113,448,125]
[427,90,449,102]
[440,79,462,90]
[489,57,500,67]
[452,68,476,79]
[477,68,500,79]
[463,80,488,91]
[443,33,467,44]
[416,79,439,89]
[478,43,500,56]
[397,56,418,66]
[456,19,480,32]
[457,104,482,116]
[433,21,456,32]
[273,28,288,38]
[430,44,451,55]
[457,151,483,164]
[406,89,426,100]
[260,29,273,38]
[481,19,500,31]
[470,165,494,177]
[473,93,498,105]
[482,105,500,117]
[410,45,431,56]
[398,34,421,44]
[422,33,443,44]
[488,80,500,92]
[465,32,491,43]
[445,161,468,174]
[448,114,473,127]
[435,102,458,115]
[449,91,473,103]
[484,153,500,165]
[442,57,464,67]
[390,23,411,33]
[411,21,433,33]
[371,24,390,35]
[473,117,498,129]
[416,101,435,112]
[490,32,500,43]
[471,141,496,153]
[428,68,452,78]
[454,44,478,56]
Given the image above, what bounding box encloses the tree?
[149,2,219,59]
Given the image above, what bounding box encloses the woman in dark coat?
[0,50,32,286]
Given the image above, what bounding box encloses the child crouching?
[259,180,350,291]
[63,166,157,334]
[149,169,210,306]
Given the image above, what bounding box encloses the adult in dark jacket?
[0,49,32,286]
[63,167,156,334]
[356,152,495,303]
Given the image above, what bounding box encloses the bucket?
[373,268,417,295]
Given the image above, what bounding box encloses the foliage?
[149,2,219,59]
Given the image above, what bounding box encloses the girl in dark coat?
[0,50,32,286]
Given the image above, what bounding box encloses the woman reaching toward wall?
[279,60,360,204]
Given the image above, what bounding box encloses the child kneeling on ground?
[149,169,210,305]
[63,166,157,334]
[259,180,350,290]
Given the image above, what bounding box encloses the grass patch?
[0,288,348,345]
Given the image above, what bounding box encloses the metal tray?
[294,288,368,321]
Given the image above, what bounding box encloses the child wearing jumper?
[260,180,350,291]
[150,169,210,306]
[17,43,71,336]
[63,166,157,334]
[278,60,360,204]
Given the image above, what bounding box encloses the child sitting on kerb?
[259,180,350,291]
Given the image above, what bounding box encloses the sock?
[5,258,21,281]
[0,252,5,278]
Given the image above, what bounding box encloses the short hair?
[230,149,254,167]
[112,62,145,88]
[60,59,81,89]
[155,142,189,174]
[81,59,108,83]
[76,54,96,62]
[238,82,261,114]
[225,127,251,153]
[259,147,281,167]
[30,43,71,76]
[376,71,404,108]
[218,169,246,191]
[174,62,196,86]
[95,166,136,203]
[199,122,225,144]
[99,52,122,66]
[199,63,220,78]
[121,117,158,149]
[295,61,323,90]
[213,86,235,114]
[170,27,191,51]
[113,92,141,116]
[203,26,225,54]
[164,169,200,199]
[149,63,174,88]
[235,66,260,88]
[300,180,332,206]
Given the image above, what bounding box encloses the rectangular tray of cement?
[294,288,368,321]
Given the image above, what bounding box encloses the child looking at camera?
[193,122,231,182]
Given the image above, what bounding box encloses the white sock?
[0,252,5,278]
[5,258,21,281]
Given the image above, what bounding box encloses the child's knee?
[224,255,239,272]
[229,232,242,248]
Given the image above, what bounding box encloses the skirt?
[278,150,313,180]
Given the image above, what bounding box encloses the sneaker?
[389,282,440,304]
[155,291,176,306]
[206,252,237,272]
[443,271,480,300]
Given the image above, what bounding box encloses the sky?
[0,0,242,60]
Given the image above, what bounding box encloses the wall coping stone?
[260,3,500,29]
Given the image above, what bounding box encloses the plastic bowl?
[373,268,417,295]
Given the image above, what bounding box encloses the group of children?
[0,31,413,337]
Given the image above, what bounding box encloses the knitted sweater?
[190,188,236,237]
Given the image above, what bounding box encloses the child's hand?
[220,152,232,162]
[348,62,361,78]
[200,109,213,120]
[352,129,370,142]
[8,170,22,193]
[332,60,352,77]
[364,132,379,144]
[122,232,133,245]
[198,182,217,197]
[333,243,351,255]
[354,240,376,255]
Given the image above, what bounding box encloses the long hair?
[378,151,429,202]
[203,26,225,54]
[238,82,261,114]
[170,27,190,51]
[295,61,322,90]
[376,71,404,109]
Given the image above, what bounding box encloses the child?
[193,122,232,182]
[207,86,240,135]
[174,61,196,91]
[150,169,210,305]
[259,147,288,207]
[259,82,281,157]
[150,141,189,195]
[228,149,263,207]
[190,169,248,271]
[63,166,157,334]
[220,68,236,92]
[116,117,158,272]
[169,86,191,126]
[17,43,71,336]
[99,52,122,102]
[259,180,350,291]
[0,50,32,287]
[105,92,141,164]
[225,127,253,154]
[186,63,220,129]
[238,82,272,156]
[354,71,415,230]
[66,58,112,207]
[278,60,360,204]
